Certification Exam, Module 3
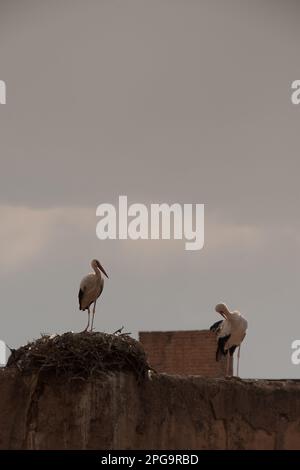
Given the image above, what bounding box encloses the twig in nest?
[113,326,124,335]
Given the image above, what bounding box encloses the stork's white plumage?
[78,259,109,332]
[210,303,248,377]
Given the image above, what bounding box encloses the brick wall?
[139,330,233,377]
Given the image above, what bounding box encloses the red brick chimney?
[139,330,233,377]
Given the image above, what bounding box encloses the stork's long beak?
[97,261,109,278]
[217,310,226,319]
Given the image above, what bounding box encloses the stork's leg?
[226,353,230,377]
[237,345,241,377]
[90,300,97,332]
[82,307,90,332]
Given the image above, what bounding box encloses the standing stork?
[210,303,248,377]
[78,259,109,332]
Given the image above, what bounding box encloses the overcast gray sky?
[0,0,299,378]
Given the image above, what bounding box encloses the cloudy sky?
[0,0,299,378]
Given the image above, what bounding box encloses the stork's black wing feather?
[210,320,223,332]
[216,334,231,361]
[78,288,84,310]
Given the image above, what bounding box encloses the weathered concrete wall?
[0,369,300,449]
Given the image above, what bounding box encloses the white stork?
[78,259,109,332]
[210,303,248,377]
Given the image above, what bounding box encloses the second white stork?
[210,303,248,377]
[78,259,109,332]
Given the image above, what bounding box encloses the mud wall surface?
[0,369,299,450]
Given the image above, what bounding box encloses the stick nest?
[6,332,152,381]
